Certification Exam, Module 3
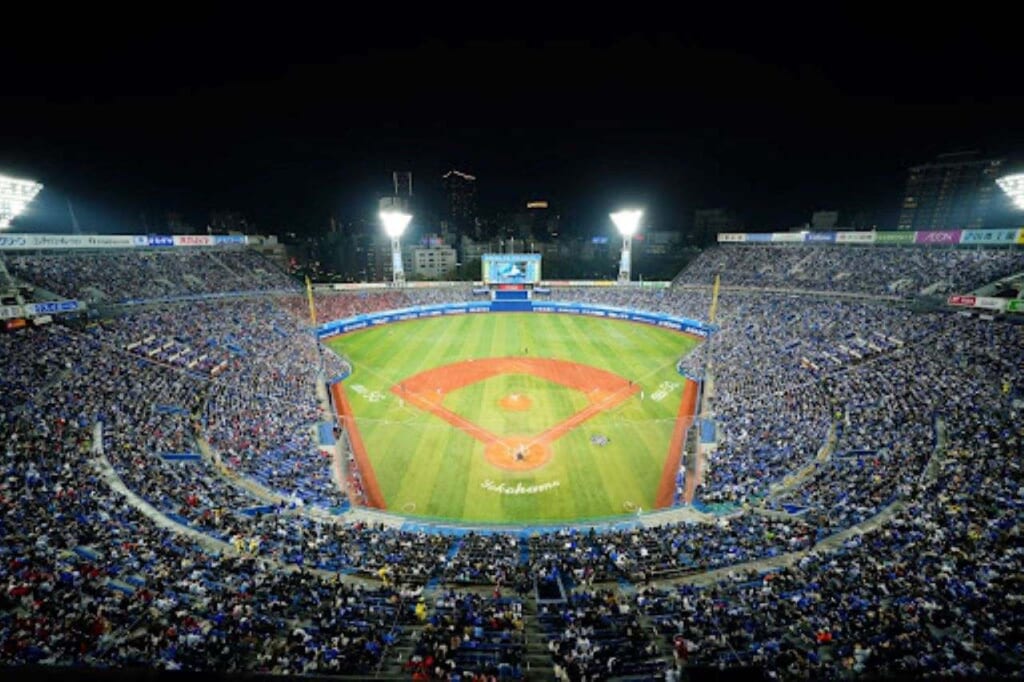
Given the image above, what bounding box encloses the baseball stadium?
[326,308,703,524]
[2,202,1024,681]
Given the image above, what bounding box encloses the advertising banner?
[317,302,713,340]
[804,231,837,243]
[717,233,746,243]
[213,235,248,245]
[948,295,977,307]
[770,232,804,243]
[1018,229,1024,246]
[0,235,29,249]
[836,231,876,244]
[0,234,137,250]
[26,300,80,315]
[1007,300,1024,313]
[874,231,917,245]
[973,296,1008,311]
[173,235,214,246]
[948,295,1008,311]
[745,233,772,242]
[914,230,962,245]
[960,228,1020,246]
[0,233,257,250]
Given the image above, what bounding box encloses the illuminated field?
[327,313,700,524]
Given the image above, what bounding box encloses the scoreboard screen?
[482,254,542,285]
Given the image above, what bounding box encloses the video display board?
[482,253,542,285]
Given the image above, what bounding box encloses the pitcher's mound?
[499,393,533,412]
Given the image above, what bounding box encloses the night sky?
[1,6,1021,237]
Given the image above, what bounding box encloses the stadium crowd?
[674,243,1024,296]
[636,319,1024,679]
[406,591,525,679]
[4,249,296,303]
[1,244,1022,679]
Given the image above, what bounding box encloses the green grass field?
[327,313,699,524]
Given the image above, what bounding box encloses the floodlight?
[610,209,643,237]
[997,173,1024,210]
[611,209,643,284]
[380,210,412,238]
[0,174,43,229]
[380,210,412,285]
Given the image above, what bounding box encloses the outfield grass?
[327,313,699,524]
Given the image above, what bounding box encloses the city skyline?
[1,8,1022,237]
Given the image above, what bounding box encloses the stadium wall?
[316,301,715,340]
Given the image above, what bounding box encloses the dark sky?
[1,5,1022,236]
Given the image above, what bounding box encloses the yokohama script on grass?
[481,479,561,495]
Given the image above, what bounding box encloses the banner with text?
[874,231,918,245]
[25,300,81,315]
[0,234,137,250]
[770,232,805,243]
[947,294,1008,311]
[718,229,1023,247]
[836,231,876,244]
[173,235,214,246]
[914,230,962,245]
[0,233,250,251]
[947,295,977,307]
[960,228,1020,246]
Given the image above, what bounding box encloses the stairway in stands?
[522,596,556,680]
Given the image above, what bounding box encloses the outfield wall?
[316,301,715,339]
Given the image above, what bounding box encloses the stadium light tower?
[0,174,43,230]
[380,209,412,286]
[611,209,643,284]
[997,173,1024,210]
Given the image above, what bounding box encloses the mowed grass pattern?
[327,313,699,523]
[443,374,589,436]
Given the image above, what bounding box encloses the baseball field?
[326,312,700,524]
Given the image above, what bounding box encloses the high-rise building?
[897,151,1005,230]
[411,243,457,279]
[443,169,477,236]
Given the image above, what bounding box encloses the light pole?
[0,174,43,230]
[610,209,643,284]
[380,210,412,286]
[997,173,1024,210]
